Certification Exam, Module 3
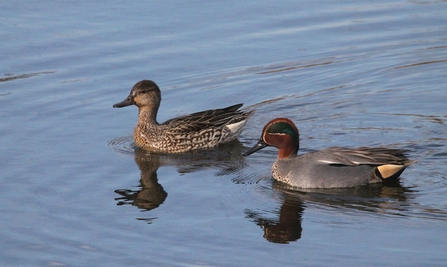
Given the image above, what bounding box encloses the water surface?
[1,0,446,266]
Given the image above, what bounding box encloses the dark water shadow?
[112,140,247,221]
[245,180,415,244]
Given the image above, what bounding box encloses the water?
[1,0,446,266]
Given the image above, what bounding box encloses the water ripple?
[0,71,55,82]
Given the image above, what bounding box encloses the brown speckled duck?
[113,80,254,153]
[243,118,414,188]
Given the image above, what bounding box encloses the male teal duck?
[243,118,414,188]
[113,80,254,153]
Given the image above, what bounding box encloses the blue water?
[1,0,447,266]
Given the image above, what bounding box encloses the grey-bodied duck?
[243,118,414,188]
[113,80,254,153]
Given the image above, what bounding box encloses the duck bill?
[113,95,134,108]
[243,139,268,156]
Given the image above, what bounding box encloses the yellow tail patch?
[377,164,406,179]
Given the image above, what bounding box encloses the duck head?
[243,118,300,159]
[113,80,161,109]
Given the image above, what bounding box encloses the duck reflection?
[114,141,246,212]
[114,149,168,210]
[246,194,304,244]
[245,179,412,244]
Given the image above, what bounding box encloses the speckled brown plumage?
[114,80,254,153]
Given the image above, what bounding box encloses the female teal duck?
[243,118,414,188]
[113,80,254,153]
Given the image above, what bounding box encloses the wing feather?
[316,147,411,166]
[162,104,253,134]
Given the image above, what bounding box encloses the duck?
[113,80,254,153]
[243,118,414,188]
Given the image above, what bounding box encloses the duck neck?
[138,106,159,125]
[277,137,299,159]
[278,145,298,159]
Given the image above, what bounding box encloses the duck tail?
[375,160,416,180]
